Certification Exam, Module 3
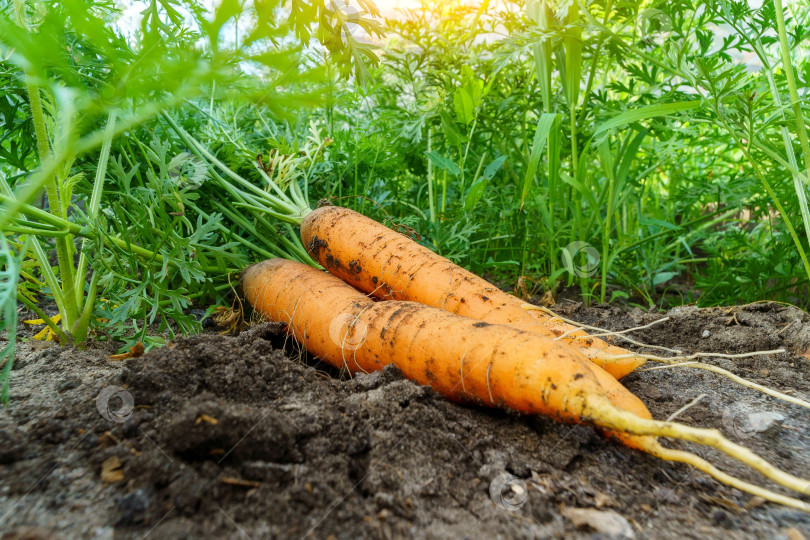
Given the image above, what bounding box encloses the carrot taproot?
[242,258,810,512]
[300,205,643,379]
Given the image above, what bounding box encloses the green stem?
[441,171,447,214]
[75,112,116,308]
[208,201,289,259]
[25,76,79,330]
[0,194,84,235]
[460,116,478,196]
[569,107,587,297]
[361,144,381,215]
[427,126,436,223]
[26,77,52,165]
[602,170,615,304]
[72,272,99,344]
[166,115,290,210]
[3,221,73,237]
[774,0,810,186]
[569,105,580,190]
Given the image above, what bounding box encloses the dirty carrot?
[242,258,810,512]
[241,259,644,418]
[300,205,644,379]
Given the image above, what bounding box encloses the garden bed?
[1,302,809,539]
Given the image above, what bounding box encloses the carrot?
[242,258,810,512]
[241,259,648,425]
[300,205,644,379]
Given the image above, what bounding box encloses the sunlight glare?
[371,0,478,18]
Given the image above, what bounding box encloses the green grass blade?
[521,113,559,207]
[594,101,700,137]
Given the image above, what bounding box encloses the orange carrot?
[241,259,652,443]
[300,205,644,379]
[241,258,810,512]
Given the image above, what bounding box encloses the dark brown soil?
[1,301,810,539]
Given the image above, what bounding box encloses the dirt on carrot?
[1,302,809,538]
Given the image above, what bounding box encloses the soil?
[2,301,810,539]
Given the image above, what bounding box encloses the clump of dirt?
[1,303,810,539]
